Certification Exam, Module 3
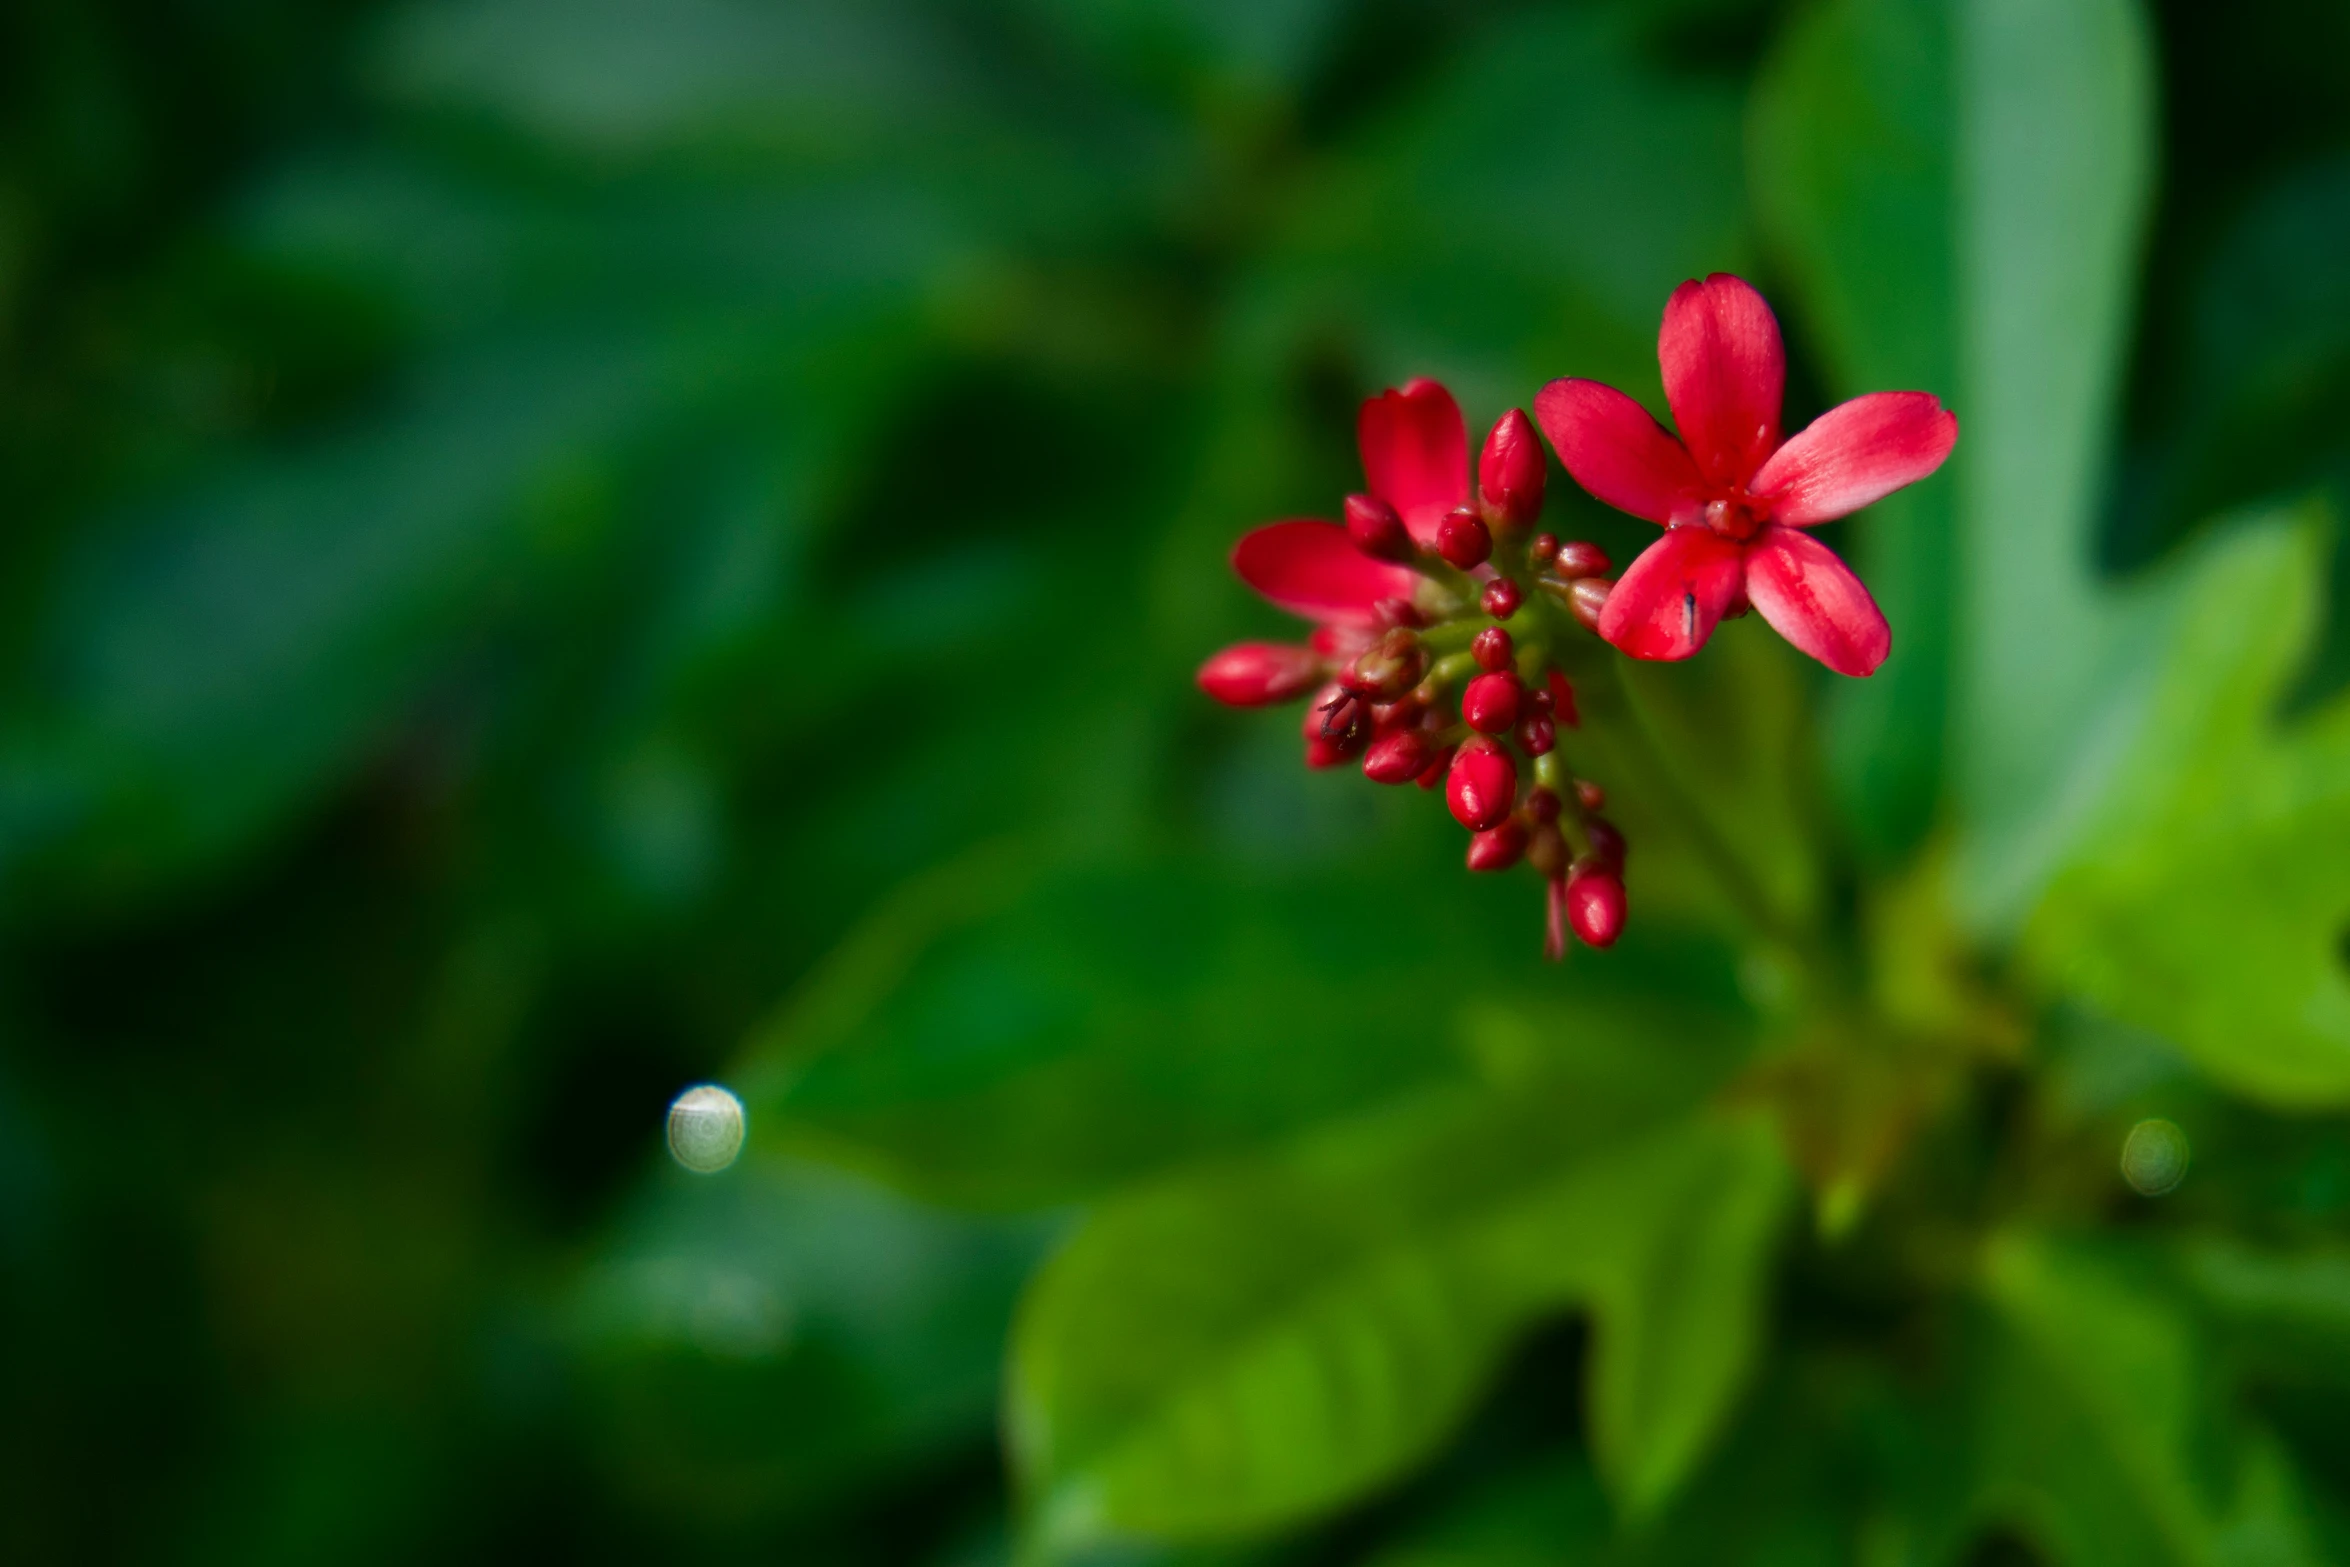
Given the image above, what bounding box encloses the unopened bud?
[1548,671,1579,728]
[1553,540,1611,579]
[1527,825,1569,879]
[1565,866,1627,948]
[1435,507,1492,570]
[1576,779,1606,812]
[1416,743,1454,790]
[1461,671,1522,735]
[1197,641,1321,706]
[1471,627,1514,672]
[1585,818,1627,871]
[1515,711,1555,756]
[1446,738,1517,832]
[1526,787,1561,824]
[1467,821,1528,872]
[1527,533,1560,569]
[1362,728,1435,784]
[1303,684,1370,766]
[1478,409,1546,529]
[1373,596,1425,629]
[1480,578,1523,620]
[1345,493,1412,561]
[1342,628,1425,700]
[1566,576,1612,631]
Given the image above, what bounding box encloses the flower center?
[1698,492,1769,542]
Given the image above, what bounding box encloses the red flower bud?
[1565,866,1626,948]
[1566,576,1612,632]
[1198,641,1321,706]
[1362,729,1434,784]
[1373,596,1426,629]
[1461,671,1522,735]
[1585,818,1627,871]
[1435,507,1492,570]
[1547,671,1579,728]
[1303,683,1370,767]
[1576,779,1606,812]
[1342,627,1426,700]
[1553,540,1611,579]
[1416,743,1455,789]
[1478,409,1546,529]
[1515,711,1556,756]
[1527,533,1560,569]
[1526,787,1561,824]
[1446,738,1517,831]
[1471,627,1514,672]
[1481,578,1523,620]
[1345,493,1412,561]
[1466,820,1528,872]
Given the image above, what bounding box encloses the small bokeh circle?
[667,1084,746,1174]
[2120,1117,2189,1196]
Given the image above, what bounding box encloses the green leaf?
[1748,0,1955,861]
[1748,0,2157,902]
[1598,617,1825,943]
[2021,507,2350,1106]
[1007,1090,1789,1550]
[742,846,1751,1208]
[1972,1231,2324,1567]
[1951,0,2158,927]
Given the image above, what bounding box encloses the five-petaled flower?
[1533,274,1957,677]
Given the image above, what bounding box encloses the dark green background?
[6,1,2350,1563]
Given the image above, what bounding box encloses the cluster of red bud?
[1198,405,1631,955]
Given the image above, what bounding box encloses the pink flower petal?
[1231,520,1421,625]
[1743,525,1890,677]
[1595,525,1747,662]
[1358,378,1470,545]
[1748,391,1959,526]
[1532,378,1702,526]
[1659,273,1786,487]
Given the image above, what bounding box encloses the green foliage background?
[6,0,2350,1561]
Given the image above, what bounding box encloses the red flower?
[1358,378,1471,547]
[1532,274,1957,677]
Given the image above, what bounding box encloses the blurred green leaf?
[1007,1091,1787,1550]
[1257,8,1747,406]
[1597,617,1824,944]
[743,848,1695,1208]
[2021,506,2350,1106]
[570,1155,1053,1518]
[1748,0,1956,862]
[1972,1231,2323,1566]
[1749,0,2157,906]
